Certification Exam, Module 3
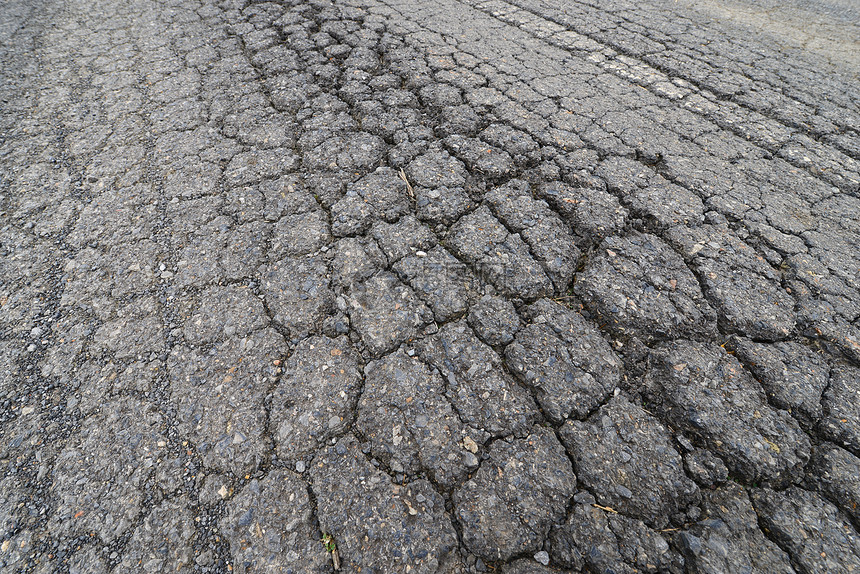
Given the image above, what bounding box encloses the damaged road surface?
[2,0,860,572]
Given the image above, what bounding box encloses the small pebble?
[463,452,479,468]
[574,491,596,505]
[534,550,550,566]
[687,505,702,521]
[296,461,306,473]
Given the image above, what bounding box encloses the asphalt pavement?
[1,0,859,572]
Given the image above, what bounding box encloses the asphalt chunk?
[485,179,580,291]
[809,443,860,529]
[560,395,699,529]
[355,349,487,488]
[419,321,541,436]
[447,205,553,299]
[311,434,462,573]
[393,245,481,322]
[346,272,431,357]
[118,497,196,574]
[751,486,860,573]
[168,329,285,476]
[536,179,627,245]
[506,298,622,423]
[467,294,521,347]
[596,157,705,228]
[549,502,681,573]
[577,231,717,342]
[271,210,331,257]
[47,398,168,543]
[260,256,335,341]
[667,224,796,341]
[371,215,438,264]
[818,364,860,457]
[270,335,363,460]
[678,484,796,574]
[729,337,830,430]
[221,470,329,573]
[645,340,811,486]
[331,236,387,289]
[330,167,411,237]
[181,285,269,346]
[453,426,576,562]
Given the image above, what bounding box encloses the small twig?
[399,167,415,200]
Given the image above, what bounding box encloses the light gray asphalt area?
[1,0,859,571]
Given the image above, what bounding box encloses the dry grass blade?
[592,503,619,513]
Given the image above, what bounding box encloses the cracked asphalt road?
[1,0,859,571]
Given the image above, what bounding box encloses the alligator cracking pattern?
[1,0,859,572]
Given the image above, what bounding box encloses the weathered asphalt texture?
[1,0,859,571]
